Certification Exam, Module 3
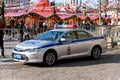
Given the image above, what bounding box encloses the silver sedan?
[12,29,107,66]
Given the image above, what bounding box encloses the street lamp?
[50,0,56,14]
[53,0,56,14]
[83,6,86,16]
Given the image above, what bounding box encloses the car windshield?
[34,31,64,41]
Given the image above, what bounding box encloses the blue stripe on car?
[41,36,104,48]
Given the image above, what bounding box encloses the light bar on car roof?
[56,24,77,29]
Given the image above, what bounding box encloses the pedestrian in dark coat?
[19,20,24,42]
[0,29,5,58]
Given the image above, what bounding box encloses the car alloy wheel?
[44,51,56,66]
[91,47,101,59]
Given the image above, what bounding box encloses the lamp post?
[51,0,56,14]
[82,6,86,16]
[53,0,56,14]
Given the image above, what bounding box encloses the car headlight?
[28,48,40,52]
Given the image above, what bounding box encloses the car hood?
[15,40,54,49]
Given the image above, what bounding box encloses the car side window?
[62,31,76,41]
[77,31,93,39]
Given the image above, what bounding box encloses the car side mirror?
[59,38,66,42]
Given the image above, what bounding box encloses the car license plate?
[13,53,22,59]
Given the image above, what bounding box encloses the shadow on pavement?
[1,59,16,62]
[25,53,120,68]
[0,55,16,63]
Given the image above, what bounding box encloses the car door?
[58,31,79,57]
[76,30,93,54]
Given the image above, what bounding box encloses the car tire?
[43,51,56,66]
[91,47,101,60]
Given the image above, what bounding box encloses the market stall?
[63,15,81,24]
[89,15,99,26]
[22,12,46,28]
[79,16,91,22]
[46,14,62,29]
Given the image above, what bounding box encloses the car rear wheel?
[43,51,56,66]
[91,47,101,59]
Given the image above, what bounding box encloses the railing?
[94,25,120,48]
[95,25,120,41]
[1,25,120,49]
[1,28,41,49]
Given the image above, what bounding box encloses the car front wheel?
[91,47,101,59]
[43,51,56,66]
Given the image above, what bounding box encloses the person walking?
[19,20,24,42]
[43,21,48,32]
[0,29,5,58]
[24,30,30,40]
[39,21,43,33]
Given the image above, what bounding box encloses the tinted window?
[77,31,93,39]
[62,31,77,41]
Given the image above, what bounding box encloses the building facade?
[4,0,30,7]
[4,0,31,14]
[64,0,80,6]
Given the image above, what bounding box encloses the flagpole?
[80,0,82,7]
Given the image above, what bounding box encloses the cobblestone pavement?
[0,49,120,80]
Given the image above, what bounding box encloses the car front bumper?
[12,51,43,63]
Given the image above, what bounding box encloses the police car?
[12,24,107,66]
